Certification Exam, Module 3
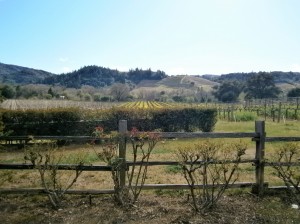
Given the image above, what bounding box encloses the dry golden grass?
[1,120,300,223]
[0,120,299,190]
[0,139,261,190]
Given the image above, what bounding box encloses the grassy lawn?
[1,119,300,223]
[1,119,300,189]
[215,119,300,136]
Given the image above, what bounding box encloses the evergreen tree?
[48,87,55,97]
[212,81,243,102]
[287,87,300,98]
[245,72,281,99]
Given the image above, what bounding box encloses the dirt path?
[1,193,299,224]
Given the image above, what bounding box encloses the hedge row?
[0,107,217,136]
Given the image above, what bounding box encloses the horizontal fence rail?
[0,188,115,195]
[156,132,258,139]
[0,120,300,196]
[0,132,259,142]
[0,164,113,171]
[265,137,300,142]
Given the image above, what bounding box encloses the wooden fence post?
[277,102,282,123]
[253,120,266,195]
[118,120,127,188]
[264,101,267,120]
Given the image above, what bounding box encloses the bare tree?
[133,88,159,100]
[110,83,130,101]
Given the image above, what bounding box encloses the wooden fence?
[1,120,300,196]
[217,103,300,122]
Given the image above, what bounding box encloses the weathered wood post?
[277,102,282,123]
[230,105,234,121]
[271,107,275,122]
[118,120,127,188]
[253,121,266,196]
[264,101,267,120]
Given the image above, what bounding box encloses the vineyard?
[2,99,300,123]
[0,99,120,110]
[1,99,300,222]
[0,100,177,110]
[217,98,300,122]
[119,101,174,109]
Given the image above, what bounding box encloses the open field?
[0,99,121,110]
[1,120,299,190]
[1,118,300,223]
[2,99,300,123]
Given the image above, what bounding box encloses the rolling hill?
[1,62,300,95]
[0,62,54,84]
[134,75,218,92]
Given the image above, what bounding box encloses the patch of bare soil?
[0,193,297,224]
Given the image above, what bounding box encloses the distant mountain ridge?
[0,63,168,88]
[42,66,168,88]
[201,71,300,84]
[1,62,300,90]
[0,62,54,84]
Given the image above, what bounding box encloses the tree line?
[42,66,167,88]
[2,65,300,102]
[212,72,300,102]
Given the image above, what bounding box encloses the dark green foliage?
[42,66,167,88]
[203,71,300,84]
[287,88,300,98]
[47,87,55,98]
[127,68,167,84]
[100,96,110,102]
[0,85,16,99]
[0,112,4,136]
[212,81,243,102]
[1,107,217,135]
[43,66,125,88]
[245,72,281,99]
[172,95,185,102]
[109,107,217,132]
[1,108,83,135]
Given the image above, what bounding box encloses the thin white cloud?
[59,57,69,62]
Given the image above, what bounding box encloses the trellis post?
[277,102,282,123]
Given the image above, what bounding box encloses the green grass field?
[1,119,299,189]
[1,119,300,222]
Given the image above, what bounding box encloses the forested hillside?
[43,66,126,88]
[42,66,168,88]
[0,62,53,84]
[0,63,168,88]
[202,71,300,84]
[1,62,300,92]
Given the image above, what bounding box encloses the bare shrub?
[24,143,85,209]
[92,126,160,207]
[268,142,300,205]
[127,127,160,202]
[177,140,247,212]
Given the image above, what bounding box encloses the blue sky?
[1,0,300,75]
